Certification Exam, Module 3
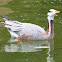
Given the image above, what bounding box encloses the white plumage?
[4,17,46,40]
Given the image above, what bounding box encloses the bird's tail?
[0,21,5,24]
[3,16,14,21]
[0,16,8,24]
[0,16,7,24]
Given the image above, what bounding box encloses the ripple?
[24,5,31,8]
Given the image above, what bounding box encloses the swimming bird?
[2,9,60,40]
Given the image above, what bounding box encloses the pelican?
[1,9,60,40]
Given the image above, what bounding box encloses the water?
[0,0,62,62]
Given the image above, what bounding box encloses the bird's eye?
[49,11,51,12]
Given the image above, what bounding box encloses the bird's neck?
[46,16,54,38]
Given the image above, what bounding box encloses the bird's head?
[47,9,60,17]
[47,9,61,20]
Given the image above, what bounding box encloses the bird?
[1,9,60,41]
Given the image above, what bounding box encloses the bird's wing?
[5,20,23,31]
[3,16,45,38]
[19,23,46,36]
[3,16,23,31]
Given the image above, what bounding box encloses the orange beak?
[55,10,61,14]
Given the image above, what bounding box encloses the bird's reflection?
[3,38,52,52]
[3,37,55,62]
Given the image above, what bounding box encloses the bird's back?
[20,23,46,40]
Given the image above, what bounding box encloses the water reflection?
[3,38,55,62]
[3,38,52,52]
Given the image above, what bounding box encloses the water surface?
[0,0,62,62]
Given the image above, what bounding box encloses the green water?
[0,0,62,62]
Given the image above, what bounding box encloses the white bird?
[2,9,60,40]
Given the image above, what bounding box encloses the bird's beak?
[55,10,61,14]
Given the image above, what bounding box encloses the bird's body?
[4,19,49,40]
[2,9,60,40]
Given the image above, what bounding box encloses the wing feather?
[5,21,23,31]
